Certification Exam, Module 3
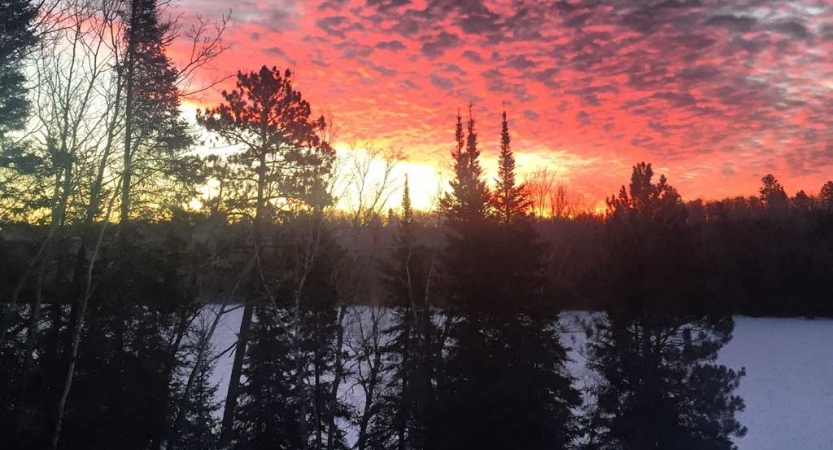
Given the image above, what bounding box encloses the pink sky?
[172,0,833,206]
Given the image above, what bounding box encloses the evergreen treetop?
[491,110,531,225]
[759,173,788,210]
[197,66,335,220]
[440,104,491,225]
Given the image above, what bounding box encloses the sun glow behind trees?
[5,2,833,450]
[183,96,583,217]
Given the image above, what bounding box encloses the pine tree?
[759,173,788,211]
[491,110,530,225]
[197,66,334,224]
[197,66,335,442]
[819,181,833,210]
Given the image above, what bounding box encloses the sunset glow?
[173,0,833,205]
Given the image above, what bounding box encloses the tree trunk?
[396,315,411,450]
[50,180,118,450]
[326,305,347,450]
[120,0,138,226]
[151,310,193,450]
[219,302,253,445]
[169,305,226,450]
[14,268,45,439]
[357,310,383,450]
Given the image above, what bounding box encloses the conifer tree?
[440,104,490,225]
[585,162,746,450]
[232,217,347,450]
[234,306,303,450]
[197,66,334,442]
[120,0,193,223]
[818,180,833,210]
[0,0,38,220]
[197,66,334,224]
[792,190,813,212]
[0,0,37,136]
[173,354,220,450]
[759,173,788,211]
[373,175,437,450]
[431,105,579,450]
[491,110,530,225]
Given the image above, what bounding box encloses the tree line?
[0,0,829,449]
[545,171,833,317]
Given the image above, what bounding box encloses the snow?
[717,316,833,450]
[209,308,833,449]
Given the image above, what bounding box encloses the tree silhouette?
[759,173,788,211]
[431,107,579,450]
[820,181,833,210]
[233,220,348,450]
[490,110,531,225]
[439,104,491,225]
[585,162,746,450]
[0,0,39,221]
[0,0,37,136]
[373,175,438,450]
[792,190,813,212]
[120,0,193,223]
[197,66,334,224]
[197,66,334,441]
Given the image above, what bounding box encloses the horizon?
[4,1,833,448]
[172,0,833,208]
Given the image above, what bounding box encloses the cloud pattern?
[176,0,833,202]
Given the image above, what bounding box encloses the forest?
[1,0,832,450]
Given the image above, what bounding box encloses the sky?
[172,0,833,210]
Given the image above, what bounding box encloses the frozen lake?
[209,308,833,450]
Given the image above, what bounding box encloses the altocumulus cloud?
[175,0,833,201]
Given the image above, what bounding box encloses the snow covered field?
[717,317,833,450]
[210,308,833,450]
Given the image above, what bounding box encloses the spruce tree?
[432,106,579,450]
[173,353,220,450]
[0,0,37,136]
[374,175,437,450]
[233,219,348,450]
[0,0,39,221]
[234,306,303,450]
[439,104,491,225]
[120,0,193,223]
[491,110,530,225]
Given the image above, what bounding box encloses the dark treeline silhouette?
[2,0,827,448]
[546,172,833,318]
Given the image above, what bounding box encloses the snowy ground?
[717,317,833,450]
[209,308,833,450]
